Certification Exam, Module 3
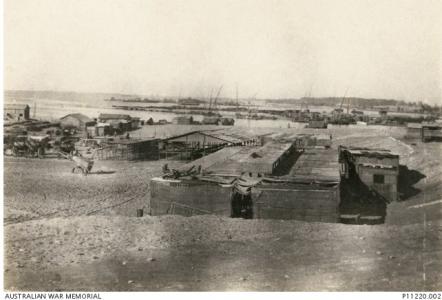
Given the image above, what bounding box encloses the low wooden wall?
[149,179,233,216]
[150,178,340,222]
[358,166,398,202]
[253,185,340,222]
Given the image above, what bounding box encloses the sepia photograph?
[2,0,442,294]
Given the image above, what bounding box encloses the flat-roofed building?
[150,141,341,222]
[405,122,422,139]
[339,146,399,202]
[422,122,442,142]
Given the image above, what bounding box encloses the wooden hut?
[150,143,341,222]
[339,146,399,202]
[4,104,30,121]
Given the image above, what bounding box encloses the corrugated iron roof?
[163,128,257,144]
[288,148,340,182]
[180,142,293,175]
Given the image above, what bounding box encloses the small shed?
[405,123,422,139]
[4,104,30,121]
[202,117,220,125]
[339,146,399,202]
[131,117,141,129]
[221,118,235,126]
[379,110,388,118]
[308,119,328,128]
[422,123,442,142]
[173,116,194,125]
[86,122,112,137]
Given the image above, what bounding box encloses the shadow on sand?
[339,164,426,224]
[398,165,426,201]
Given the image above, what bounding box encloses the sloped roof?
[163,130,239,144]
[60,113,93,123]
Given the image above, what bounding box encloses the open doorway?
[231,188,253,219]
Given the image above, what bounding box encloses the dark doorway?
[339,172,387,225]
[231,191,253,219]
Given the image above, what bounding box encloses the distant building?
[422,123,442,142]
[351,109,364,115]
[405,122,442,142]
[173,116,194,125]
[221,118,235,126]
[98,113,133,131]
[60,113,95,130]
[202,116,220,125]
[178,98,205,106]
[405,123,422,139]
[86,122,112,137]
[308,119,328,128]
[131,117,141,129]
[4,104,30,121]
[379,110,388,117]
[146,117,154,125]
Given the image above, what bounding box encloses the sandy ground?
[5,216,442,291]
[4,125,442,291]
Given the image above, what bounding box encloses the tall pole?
[236,83,239,108]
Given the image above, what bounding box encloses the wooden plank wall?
[254,187,340,222]
[149,180,232,216]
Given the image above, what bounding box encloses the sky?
[4,0,442,103]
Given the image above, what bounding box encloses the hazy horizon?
[5,0,442,104]
[5,89,437,106]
